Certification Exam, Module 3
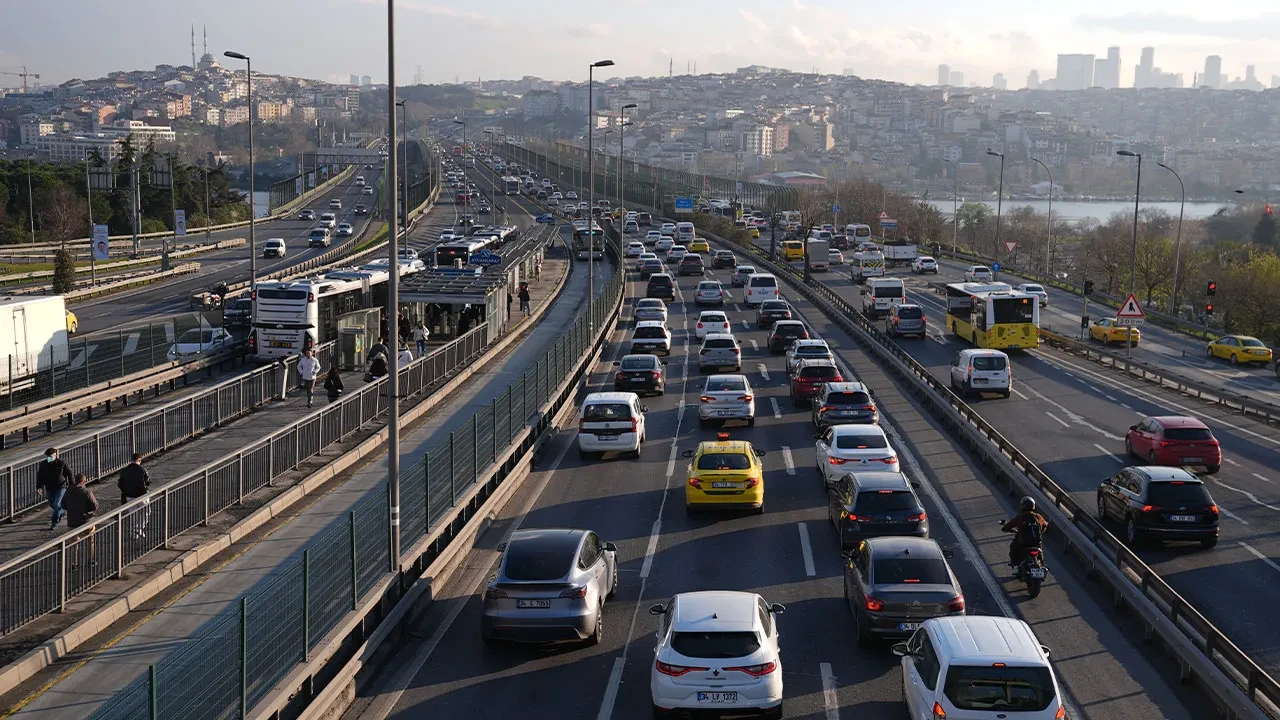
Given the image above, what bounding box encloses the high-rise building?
[1055,54,1095,90]
[992,73,1007,90]
[1027,69,1040,90]
[938,64,951,86]
[1135,46,1155,88]
[1094,47,1121,89]
[1203,55,1222,88]
[349,74,359,86]
[361,75,372,87]
[1246,65,1257,83]
[949,71,964,87]
[1273,75,1280,89]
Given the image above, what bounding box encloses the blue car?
[536,214,555,224]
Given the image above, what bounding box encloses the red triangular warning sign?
[1116,293,1146,318]
[1005,241,1018,253]
[878,211,889,219]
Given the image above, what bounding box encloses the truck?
[806,238,830,271]
[0,295,71,390]
[882,240,918,267]
[852,250,886,283]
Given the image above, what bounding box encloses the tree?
[1251,211,1277,249]
[955,203,992,252]
[52,249,76,294]
[37,185,87,248]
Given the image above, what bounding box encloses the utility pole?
[385,0,402,570]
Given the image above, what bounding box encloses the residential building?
[19,115,55,147]
[1026,70,1040,90]
[742,125,774,156]
[522,90,560,117]
[992,73,1007,90]
[223,105,250,125]
[949,71,965,87]
[36,133,127,162]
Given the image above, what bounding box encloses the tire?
[747,417,756,427]
[1096,495,1107,522]
[753,504,765,515]
[1201,536,1219,549]
[1230,353,1239,366]
[1125,516,1140,546]
[1148,450,1157,465]
[578,447,590,461]
[854,610,875,648]
[1125,437,1134,457]
[1001,391,1011,399]
[1026,577,1043,599]
[764,702,784,720]
[1205,464,1221,474]
[1207,346,1215,358]
[586,605,603,646]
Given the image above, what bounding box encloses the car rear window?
[696,453,752,470]
[634,327,667,339]
[704,338,736,349]
[825,391,871,405]
[836,434,889,449]
[761,300,787,310]
[637,300,662,309]
[799,366,838,380]
[943,665,1056,712]
[1242,338,1265,347]
[582,403,633,421]
[775,324,806,336]
[503,541,573,581]
[701,314,727,323]
[750,276,778,288]
[896,306,923,319]
[874,285,904,298]
[671,631,761,659]
[1023,285,1044,292]
[648,277,673,286]
[1146,481,1213,506]
[874,558,951,585]
[854,490,918,512]
[1162,427,1213,441]
[706,378,747,392]
[620,357,657,371]
[682,255,703,263]
[799,346,830,356]
[972,355,1008,371]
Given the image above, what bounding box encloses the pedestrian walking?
[324,366,344,404]
[397,346,414,367]
[518,282,532,317]
[506,290,513,317]
[36,447,73,530]
[413,321,429,356]
[64,474,98,567]
[368,352,389,380]
[398,312,412,344]
[298,348,320,408]
[118,452,151,539]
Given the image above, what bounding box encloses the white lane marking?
[781,446,796,475]
[1239,541,1280,575]
[1010,388,1029,400]
[1044,411,1070,428]
[798,522,816,577]
[1213,479,1280,513]
[1121,402,1134,410]
[1025,385,1123,440]
[1252,472,1273,484]
[1224,458,1241,467]
[749,339,759,350]
[1220,505,1248,525]
[1094,443,1125,463]
[758,363,771,382]
[770,397,782,419]
[666,442,679,477]
[820,662,840,720]
[598,658,626,720]
[640,520,661,579]
[734,303,743,313]
[741,319,750,330]
[1104,394,1119,402]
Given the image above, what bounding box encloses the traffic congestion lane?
[804,259,1280,675]
[354,244,1202,719]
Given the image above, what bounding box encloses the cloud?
[738,9,769,32]
[401,2,499,28]
[1073,11,1280,40]
[560,22,611,38]
[792,0,806,10]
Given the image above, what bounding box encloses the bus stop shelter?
[399,268,507,343]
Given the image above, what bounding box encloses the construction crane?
[0,66,40,93]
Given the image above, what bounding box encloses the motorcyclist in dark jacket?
[1002,496,1048,568]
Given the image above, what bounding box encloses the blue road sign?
[674,197,693,210]
[832,204,841,214]
[992,261,1002,272]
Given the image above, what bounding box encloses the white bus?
[501,176,522,195]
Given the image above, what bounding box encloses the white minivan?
[894,616,1066,720]
[949,348,1012,399]
[577,392,647,460]
[744,273,780,307]
[675,221,695,244]
[861,277,906,319]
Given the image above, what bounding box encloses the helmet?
[1019,496,1036,512]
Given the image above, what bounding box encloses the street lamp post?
[383,0,402,570]
[620,102,636,213]
[942,158,958,255]
[224,51,256,287]
[587,59,615,334]
[1158,162,1185,317]
[1030,157,1053,275]
[873,155,888,212]
[1117,149,1143,358]
[397,101,409,259]
[85,159,96,284]
[986,149,1005,273]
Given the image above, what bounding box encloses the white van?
[861,277,905,318]
[949,348,1012,399]
[894,616,1065,720]
[355,175,365,186]
[675,222,696,244]
[577,392,647,460]
[744,273,781,307]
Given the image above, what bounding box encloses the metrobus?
[250,260,424,361]
[944,282,1040,350]
[501,176,521,195]
[434,237,498,266]
[573,227,605,260]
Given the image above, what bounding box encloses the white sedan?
[964,265,993,282]
[695,311,732,339]
[815,424,900,484]
[336,222,354,237]
[1016,283,1049,306]
[828,249,845,265]
[167,327,233,361]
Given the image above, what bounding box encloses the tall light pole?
[383,0,402,570]
[85,158,96,283]
[485,129,505,223]
[873,155,888,212]
[942,158,958,254]
[397,100,408,259]
[986,149,1005,272]
[1158,162,1185,316]
[224,50,256,287]
[620,103,636,214]
[1030,156,1053,275]
[453,119,467,230]
[586,58,615,333]
[1117,149,1142,358]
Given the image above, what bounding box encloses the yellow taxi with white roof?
[682,433,767,513]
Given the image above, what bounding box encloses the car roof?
[703,332,736,341]
[508,528,586,555]
[635,320,668,329]
[796,358,837,369]
[773,320,805,328]
[699,310,727,317]
[706,373,749,383]
[834,424,888,437]
[1148,415,1208,429]
[850,471,911,490]
[793,340,829,350]
[636,298,663,305]
[864,536,946,560]
[1129,465,1203,483]
[958,348,1008,357]
[672,591,760,633]
[823,381,868,393]
[584,391,638,403]
[736,265,755,270]
[925,616,1048,667]
[621,353,661,364]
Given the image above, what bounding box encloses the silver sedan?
[634,298,668,323]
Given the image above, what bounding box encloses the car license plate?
[973,378,988,384]
[717,411,737,416]
[1029,567,1047,580]
[630,377,647,382]
[516,599,551,609]
[597,436,617,442]
[712,482,739,489]
[1183,457,1203,464]
[1170,514,1196,522]
[269,341,293,349]
[697,692,738,703]
[898,622,920,632]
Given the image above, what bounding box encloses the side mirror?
[813,433,823,440]
[860,287,866,295]
[911,481,922,490]
[839,549,854,560]
[891,642,910,658]
[680,449,694,458]
[1129,424,1139,431]
[661,359,668,365]
[649,604,666,616]
[1040,644,1052,658]
[755,450,767,457]
[768,602,786,614]
[495,542,507,552]
[604,541,618,552]
[942,549,955,560]
[640,405,649,413]
[612,361,620,366]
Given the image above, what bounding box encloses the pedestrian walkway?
[6,243,597,719]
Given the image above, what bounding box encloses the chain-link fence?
[88,235,624,720]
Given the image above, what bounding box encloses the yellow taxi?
[688,238,710,253]
[65,309,79,334]
[683,433,767,514]
[1207,335,1273,365]
[1089,317,1140,346]
[748,226,761,238]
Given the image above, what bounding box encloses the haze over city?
[4,0,1280,89]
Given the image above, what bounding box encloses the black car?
[711,250,736,269]
[842,537,964,646]
[222,297,252,329]
[612,354,666,395]
[828,471,929,549]
[678,254,705,276]
[768,320,809,353]
[646,273,675,301]
[354,204,368,215]
[756,299,792,329]
[1096,466,1219,548]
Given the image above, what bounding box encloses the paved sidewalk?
[10,240,604,718]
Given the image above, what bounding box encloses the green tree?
[955,202,992,252]
[52,249,76,294]
[1251,211,1277,249]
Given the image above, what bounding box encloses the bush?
[52,248,76,294]
[692,214,750,246]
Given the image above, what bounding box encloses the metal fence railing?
[87,236,624,720]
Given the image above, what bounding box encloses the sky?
[4,0,1280,90]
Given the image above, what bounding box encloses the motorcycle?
[1000,521,1049,598]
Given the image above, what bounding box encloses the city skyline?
[4,1,1280,91]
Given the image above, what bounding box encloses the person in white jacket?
[397,346,414,367]
[298,348,320,408]
[413,321,428,356]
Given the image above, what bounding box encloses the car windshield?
[1161,426,1213,441]
[826,391,871,406]
[896,306,924,320]
[704,338,736,349]
[855,490,917,512]
[177,330,216,344]
[943,665,1056,712]
[503,541,572,581]
[696,453,752,470]
[873,557,951,585]
[620,357,657,371]
[1241,338,1266,347]
[836,433,889,449]
[634,327,667,339]
[706,378,747,392]
[582,403,633,422]
[671,631,761,659]
[1146,481,1213,505]
[972,355,1007,371]
[799,366,838,380]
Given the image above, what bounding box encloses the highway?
[762,244,1280,676]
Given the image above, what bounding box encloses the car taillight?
[739,395,753,402]
[656,661,707,677]
[697,322,703,328]
[651,371,661,379]
[247,333,256,349]
[1055,703,1067,719]
[559,586,587,598]
[303,334,314,350]
[250,290,257,300]
[865,596,885,612]
[484,588,508,600]
[932,701,947,719]
[820,405,836,412]
[863,404,876,412]
[829,457,849,465]
[743,477,760,488]
[688,477,703,489]
[1209,504,1220,515]
[725,661,776,677]
[1028,549,1041,556]
[631,418,639,433]
[879,456,898,464]
[947,595,965,612]
[732,348,741,354]
[1141,504,1162,513]
[907,512,927,522]
[578,420,589,434]
[701,395,714,403]
[1159,440,1173,448]
[615,372,625,381]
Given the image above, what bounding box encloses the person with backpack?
[1001,496,1048,569]
[118,453,151,539]
[323,366,344,404]
[63,474,99,566]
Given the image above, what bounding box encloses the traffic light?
[1206,303,1214,316]
[1084,279,1095,295]
[1207,280,1217,296]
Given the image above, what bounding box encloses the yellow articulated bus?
[945,282,1040,350]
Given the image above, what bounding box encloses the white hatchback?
[645,230,664,245]
[964,265,993,282]
[1017,283,1049,307]
[625,241,644,258]
[695,310,732,339]
[649,591,785,718]
[815,424,900,483]
[655,237,674,252]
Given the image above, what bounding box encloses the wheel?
[698,417,709,428]
[481,633,499,648]
[1230,353,1239,365]
[1096,495,1107,522]
[1205,464,1221,474]
[1001,391,1011,399]
[1125,437,1134,457]
[578,447,590,461]
[1026,577,1043,599]
[764,702,784,720]
[1125,516,1140,545]
[854,610,875,648]
[586,605,603,646]
[753,504,765,515]
[1201,536,1219,549]
[1206,346,1215,358]
[1148,450,1157,465]
[747,417,756,427]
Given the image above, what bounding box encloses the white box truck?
[882,241,918,267]
[806,238,830,271]
[0,295,71,389]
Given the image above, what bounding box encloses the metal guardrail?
[88,236,625,720]
[64,262,202,304]
[712,229,1280,719]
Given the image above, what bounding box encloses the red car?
[789,359,842,407]
[1125,416,1222,474]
